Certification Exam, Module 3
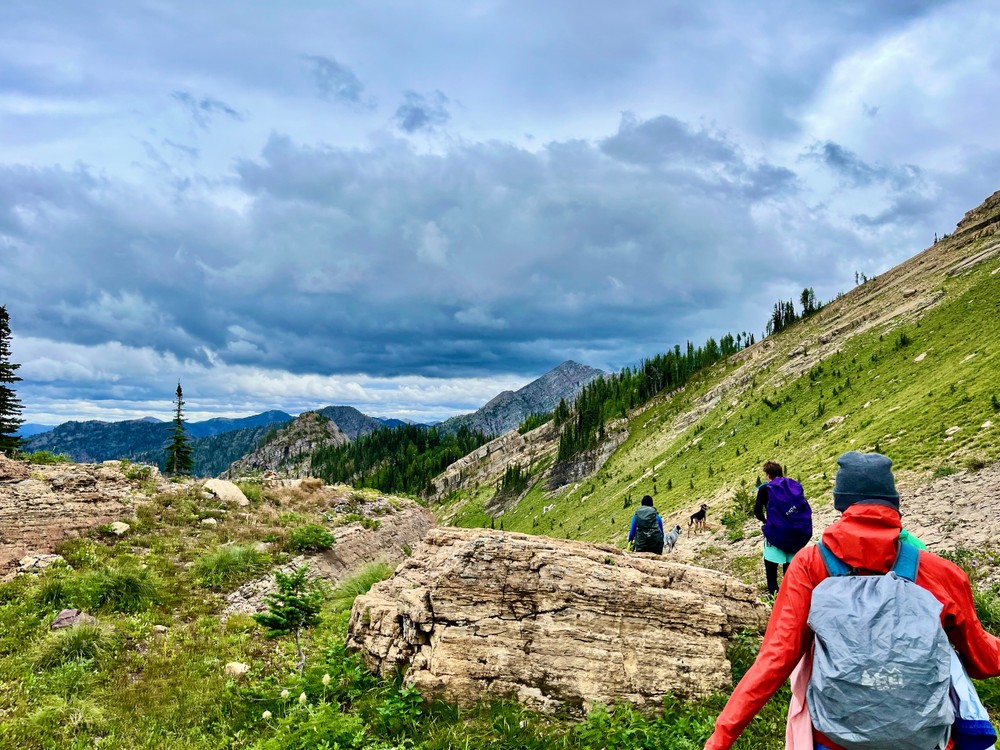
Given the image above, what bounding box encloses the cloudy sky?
[3,0,999,426]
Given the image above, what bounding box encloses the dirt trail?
[670,460,1000,591]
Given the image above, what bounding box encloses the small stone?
[946,426,962,436]
[109,521,130,536]
[51,609,97,630]
[18,553,69,575]
[200,517,219,526]
[153,625,169,634]
[225,661,250,678]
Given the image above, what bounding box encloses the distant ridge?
[22,411,294,470]
[438,360,606,437]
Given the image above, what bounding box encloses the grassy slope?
[444,242,1000,548]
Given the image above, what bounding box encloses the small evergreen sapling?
[253,565,325,675]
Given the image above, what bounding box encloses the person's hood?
[820,503,902,573]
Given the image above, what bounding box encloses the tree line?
[310,424,491,497]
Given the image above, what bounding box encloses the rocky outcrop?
[347,527,767,714]
[223,499,435,618]
[431,421,560,504]
[0,455,164,575]
[222,411,348,479]
[437,361,606,437]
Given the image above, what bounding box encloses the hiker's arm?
[704,552,817,750]
[753,486,767,523]
[938,561,1000,678]
[627,515,637,543]
[657,515,664,535]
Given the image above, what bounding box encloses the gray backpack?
[807,541,954,750]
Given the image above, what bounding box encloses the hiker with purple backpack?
[755,461,813,597]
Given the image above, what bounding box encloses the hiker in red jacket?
[705,451,1000,750]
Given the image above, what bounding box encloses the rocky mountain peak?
[222,411,348,478]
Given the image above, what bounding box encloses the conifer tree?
[164,381,193,475]
[0,306,24,456]
[253,565,325,675]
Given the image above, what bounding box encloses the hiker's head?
[833,451,900,512]
[641,495,654,507]
[762,460,783,479]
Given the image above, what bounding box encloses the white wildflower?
[280,689,290,699]
[262,710,272,720]
[298,692,308,706]
[322,673,331,686]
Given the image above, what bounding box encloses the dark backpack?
[633,506,664,554]
[761,477,812,554]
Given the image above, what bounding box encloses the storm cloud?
[1,0,999,424]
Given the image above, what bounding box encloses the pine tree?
[164,381,193,475]
[0,306,24,456]
[254,565,325,675]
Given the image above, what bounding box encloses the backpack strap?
[817,540,921,580]
[891,540,921,583]
[816,542,855,577]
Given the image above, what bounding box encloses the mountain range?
[20,360,602,477]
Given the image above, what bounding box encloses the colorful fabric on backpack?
[807,541,954,750]
[761,477,813,554]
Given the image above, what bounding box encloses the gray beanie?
[833,451,900,512]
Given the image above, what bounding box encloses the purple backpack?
[762,477,812,553]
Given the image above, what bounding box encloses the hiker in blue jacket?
[754,460,812,597]
[628,495,665,554]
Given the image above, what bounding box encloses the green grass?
[192,544,270,590]
[330,563,395,613]
[446,250,1000,548]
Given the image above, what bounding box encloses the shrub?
[119,458,154,481]
[34,624,106,669]
[966,455,988,472]
[236,481,263,503]
[330,562,394,613]
[933,465,959,478]
[287,525,335,552]
[192,544,269,590]
[253,701,368,750]
[25,450,72,465]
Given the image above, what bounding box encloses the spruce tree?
[0,306,24,456]
[164,381,193,475]
[253,565,325,675]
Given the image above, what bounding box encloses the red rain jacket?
[705,504,1000,750]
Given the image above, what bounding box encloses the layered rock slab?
[347,527,767,713]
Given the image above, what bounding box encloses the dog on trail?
[689,503,709,532]
[664,524,682,553]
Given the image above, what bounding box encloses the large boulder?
[347,528,767,714]
[202,478,249,507]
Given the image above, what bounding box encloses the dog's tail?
[688,517,693,526]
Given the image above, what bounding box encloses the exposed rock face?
[0,456,163,575]
[431,421,560,505]
[223,411,348,479]
[223,500,436,618]
[347,527,767,714]
[438,360,606,437]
